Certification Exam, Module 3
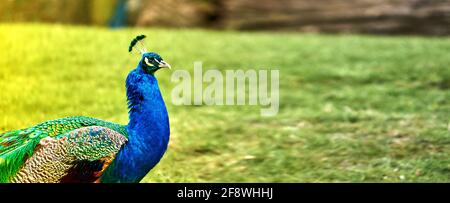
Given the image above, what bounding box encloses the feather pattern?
[0,116,127,182]
[12,126,127,183]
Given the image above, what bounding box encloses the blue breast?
[100,67,170,183]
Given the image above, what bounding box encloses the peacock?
[0,35,171,183]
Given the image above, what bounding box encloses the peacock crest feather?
[128,35,147,54]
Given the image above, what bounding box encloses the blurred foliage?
[91,0,119,26]
[0,24,449,182]
[0,0,89,24]
[0,0,118,25]
[0,0,212,27]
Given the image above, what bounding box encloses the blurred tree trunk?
[135,0,216,27]
[222,0,450,35]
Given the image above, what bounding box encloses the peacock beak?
[158,60,171,69]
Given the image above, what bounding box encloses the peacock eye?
[144,57,156,67]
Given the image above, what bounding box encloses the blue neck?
[101,65,170,183]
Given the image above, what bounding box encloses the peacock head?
[140,52,171,74]
[129,35,171,74]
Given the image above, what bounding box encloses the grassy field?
[0,24,449,182]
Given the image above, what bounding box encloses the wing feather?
[0,116,127,182]
[11,126,127,183]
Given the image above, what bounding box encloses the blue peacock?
[0,35,171,183]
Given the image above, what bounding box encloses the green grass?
[0,23,449,182]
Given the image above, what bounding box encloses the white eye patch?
[144,58,154,67]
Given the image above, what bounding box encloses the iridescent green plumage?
[0,116,128,182]
[12,126,127,183]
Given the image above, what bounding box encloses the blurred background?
[1,0,449,35]
[0,0,449,183]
